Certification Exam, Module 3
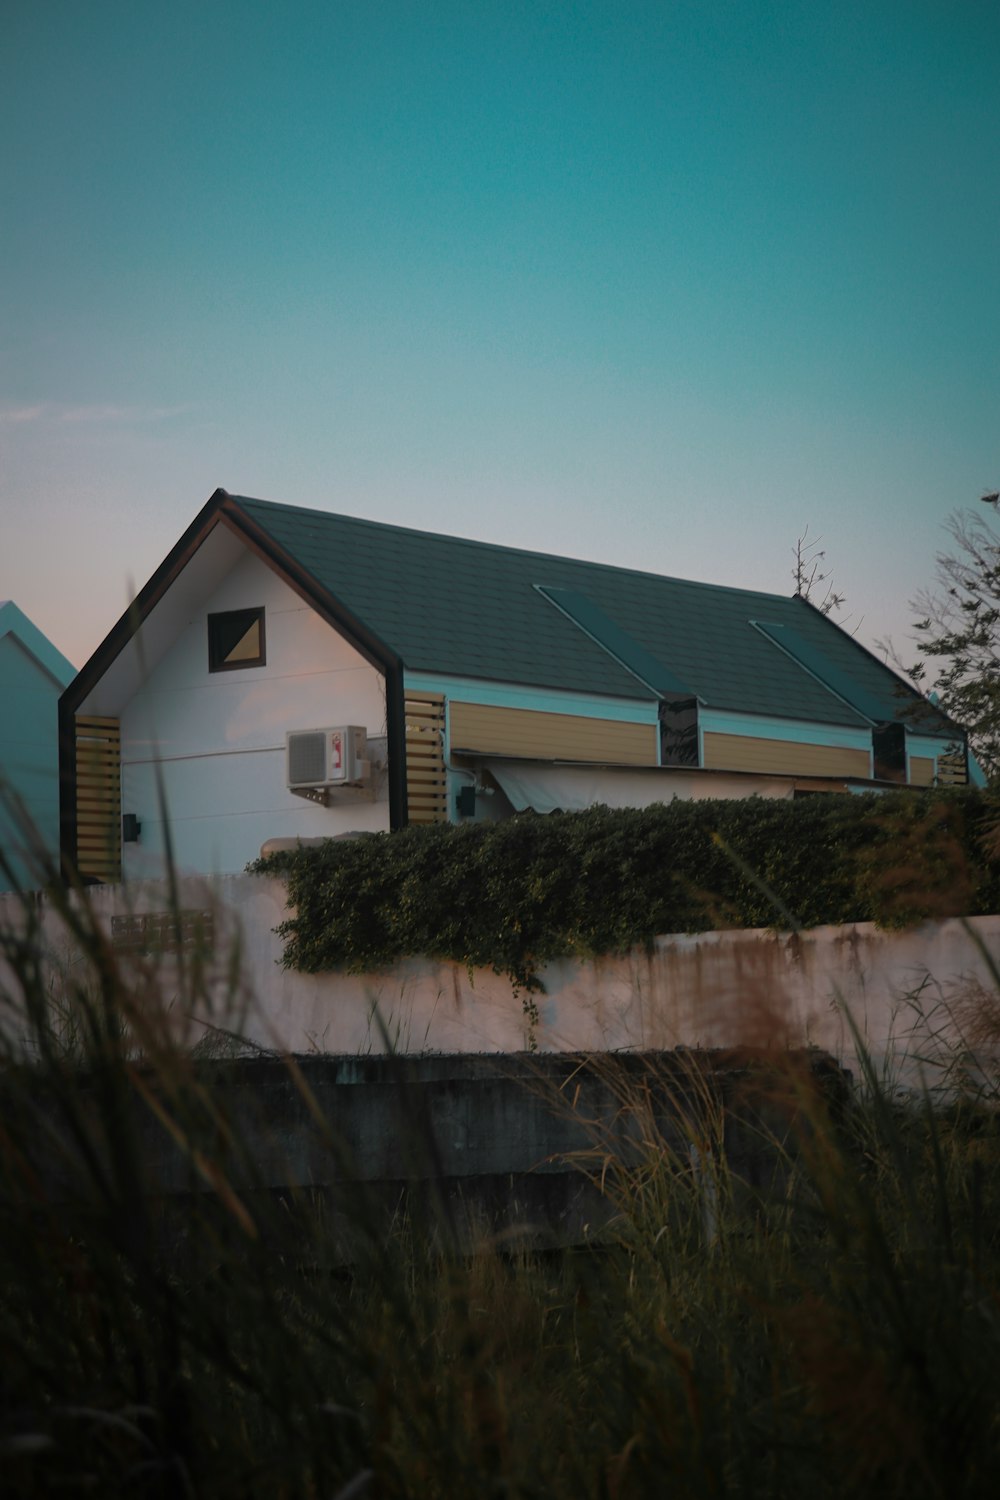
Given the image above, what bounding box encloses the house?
[59,489,970,882]
[1,601,75,892]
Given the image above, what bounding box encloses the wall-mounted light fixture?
[122,813,142,843]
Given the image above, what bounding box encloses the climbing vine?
[250,791,1000,997]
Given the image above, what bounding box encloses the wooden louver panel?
[405,693,448,825]
[75,715,121,882]
[936,748,968,787]
[907,756,936,788]
[448,701,657,765]
[702,732,871,781]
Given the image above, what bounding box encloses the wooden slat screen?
[405,693,448,825]
[75,714,121,882]
[448,702,657,765]
[936,749,969,787]
[908,756,936,788]
[702,732,872,780]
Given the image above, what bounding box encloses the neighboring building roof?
[1,602,75,892]
[229,494,943,732]
[0,601,75,689]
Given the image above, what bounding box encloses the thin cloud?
[59,403,190,424]
[0,401,191,427]
[0,405,46,425]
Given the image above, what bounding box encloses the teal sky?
[3,0,998,672]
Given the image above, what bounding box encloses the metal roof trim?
[750,620,881,726]
[534,585,690,700]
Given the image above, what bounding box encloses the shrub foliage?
[252,789,1000,989]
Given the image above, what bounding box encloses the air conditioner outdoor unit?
[286,726,369,789]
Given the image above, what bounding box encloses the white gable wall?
[119,549,389,878]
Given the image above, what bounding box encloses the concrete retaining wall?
[10,1050,847,1258]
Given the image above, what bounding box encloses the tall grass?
[1,800,999,1496]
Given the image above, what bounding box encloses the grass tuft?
[2,792,1000,1495]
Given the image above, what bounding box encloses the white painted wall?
[118,550,390,877]
[3,875,998,1098]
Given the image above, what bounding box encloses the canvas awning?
[484,760,681,815]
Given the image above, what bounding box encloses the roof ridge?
[231,494,796,605]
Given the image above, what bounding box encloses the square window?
[208,608,266,672]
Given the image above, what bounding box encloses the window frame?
[207,607,267,673]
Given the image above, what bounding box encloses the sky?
[2,0,998,674]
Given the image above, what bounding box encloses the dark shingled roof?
[231,495,945,733]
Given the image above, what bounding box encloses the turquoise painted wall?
[403,670,659,724]
[0,607,74,892]
[698,708,872,751]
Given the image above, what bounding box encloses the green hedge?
[250,789,1000,993]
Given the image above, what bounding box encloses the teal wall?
[0,612,74,892]
[403,670,659,724]
[698,708,872,751]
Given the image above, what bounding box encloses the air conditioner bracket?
[290,782,376,808]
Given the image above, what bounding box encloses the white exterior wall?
[3,875,998,1096]
[119,552,389,877]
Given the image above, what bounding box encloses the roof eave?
[221,495,402,679]
[221,497,409,828]
[60,487,233,716]
[59,488,409,833]
[60,487,406,708]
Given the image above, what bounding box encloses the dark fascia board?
[220,495,408,828]
[61,488,232,717]
[57,692,78,881]
[219,495,402,681]
[60,488,236,876]
[59,486,407,705]
[59,488,410,843]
